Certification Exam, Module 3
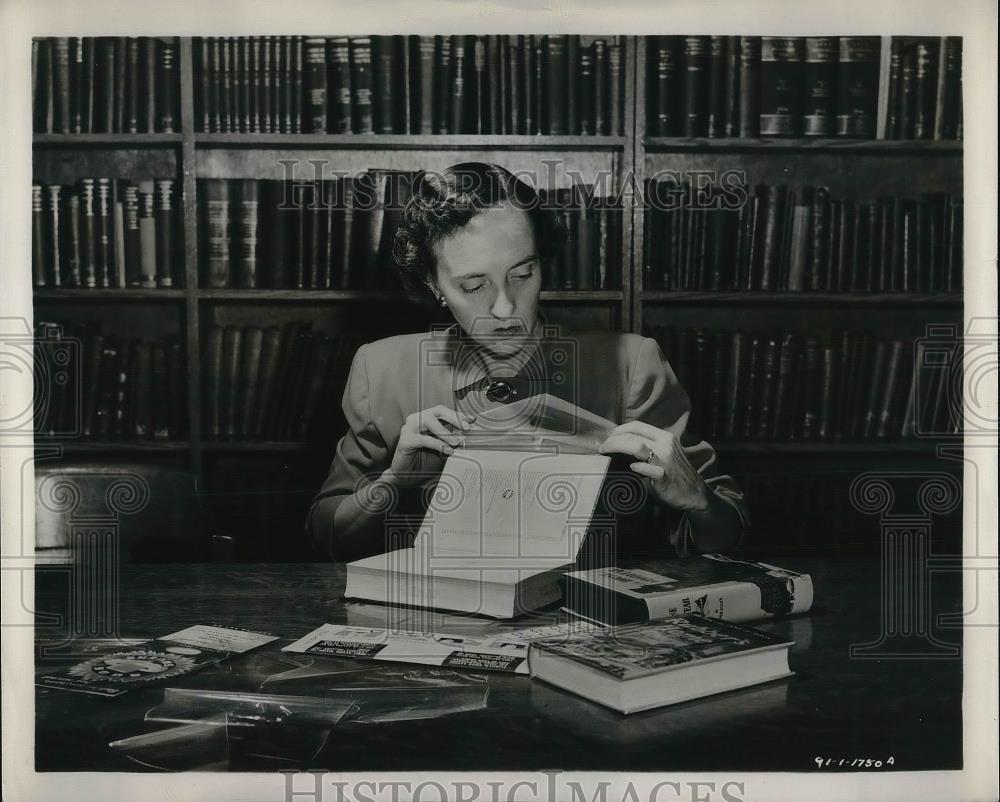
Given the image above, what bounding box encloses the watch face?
[68,649,197,683]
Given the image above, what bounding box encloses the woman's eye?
[462,283,485,294]
[512,271,534,281]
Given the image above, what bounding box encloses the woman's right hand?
[384,405,475,487]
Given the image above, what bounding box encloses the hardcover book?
[528,615,794,714]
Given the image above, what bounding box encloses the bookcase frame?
[33,36,964,550]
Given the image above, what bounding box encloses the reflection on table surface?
[34,546,963,772]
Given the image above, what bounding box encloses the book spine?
[203,179,231,288]
[940,38,962,139]
[198,38,211,132]
[99,38,115,133]
[221,327,242,439]
[416,36,435,134]
[564,35,579,135]
[450,35,467,134]
[913,40,934,140]
[884,38,902,138]
[132,342,152,439]
[122,184,141,287]
[609,38,623,136]
[53,38,71,133]
[786,188,811,290]
[207,38,221,132]
[151,343,170,439]
[760,184,785,290]
[577,46,594,135]
[759,37,803,137]
[706,36,726,138]
[682,36,709,137]
[723,36,740,137]
[260,37,273,133]
[79,179,96,287]
[738,36,761,137]
[235,180,259,289]
[836,37,880,137]
[373,36,395,134]
[238,327,264,438]
[543,35,566,135]
[112,182,125,287]
[154,179,175,287]
[204,327,223,438]
[350,37,373,134]
[326,38,350,134]
[593,39,608,135]
[802,37,837,136]
[142,37,157,133]
[252,327,284,437]
[158,38,177,132]
[757,336,779,438]
[249,36,261,133]
[137,181,157,288]
[653,37,677,136]
[292,36,303,134]
[96,178,112,287]
[47,185,63,287]
[474,37,487,134]
[32,185,47,287]
[305,37,328,134]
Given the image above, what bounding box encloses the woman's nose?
[490,287,515,318]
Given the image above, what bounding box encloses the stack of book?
[647,35,962,140]
[642,181,963,293]
[32,178,180,289]
[647,326,961,441]
[32,37,180,134]
[199,174,621,291]
[201,323,367,441]
[193,35,625,135]
[33,321,186,441]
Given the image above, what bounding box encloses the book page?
[415,449,610,565]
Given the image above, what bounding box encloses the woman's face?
[429,204,542,358]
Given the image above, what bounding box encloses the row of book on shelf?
[202,324,366,441]
[32,37,179,135]
[32,179,180,290]
[647,35,962,140]
[200,174,622,291]
[33,322,185,441]
[193,35,626,136]
[648,326,961,442]
[642,182,963,293]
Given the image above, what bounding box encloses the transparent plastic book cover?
[105,647,491,770]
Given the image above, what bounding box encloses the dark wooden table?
[34,546,963,772]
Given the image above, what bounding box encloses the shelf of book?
[197,289,624,302]
[640,291,963,305]
[46,441,191,453]
[30,34,965,554]
[195,134,629,150]
[711,440,955,454]
[35,289,187,301]
[643,137,962,154]
[33,134,184,147]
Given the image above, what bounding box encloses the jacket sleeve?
[624,336,750,556]
[305,344,392,558]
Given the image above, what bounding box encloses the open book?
[346,396,616,618]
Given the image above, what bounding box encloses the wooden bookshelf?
[33,35,965,554]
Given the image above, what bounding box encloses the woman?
[307,162,749,562]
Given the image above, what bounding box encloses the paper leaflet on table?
[283,621,603,675]
[36,625,278,697]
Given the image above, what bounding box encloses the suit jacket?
[306,321,750,561]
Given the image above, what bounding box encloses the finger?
[414,433,455,456]
[430,405,475,432]
[629,462,666,480]
[598,433,650,459]
[421,414,465,447]
[609,420,662,440]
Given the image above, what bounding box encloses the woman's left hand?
[598,421,712,513]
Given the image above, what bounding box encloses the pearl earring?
[438,296,448,308]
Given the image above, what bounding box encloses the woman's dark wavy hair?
[393,162,562,306]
